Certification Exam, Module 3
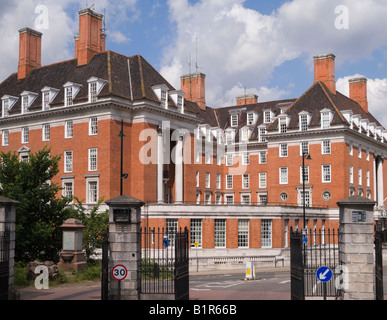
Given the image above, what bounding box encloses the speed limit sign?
[112,265,128,281]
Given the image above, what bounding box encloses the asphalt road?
[17,266,387,301]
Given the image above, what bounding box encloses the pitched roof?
[267,81,383,132]
[0,51,199,115]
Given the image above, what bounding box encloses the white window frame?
[299,114,309,131]
[87,179,99,204]
[22,127,29,144]
[226,154,233,166]
[226,175,233,189]
[242,153,250,165]
[42,124,50,141]
[280,167,288,185]
[366,170,370,187]
[259,173,267,189]
[190,219,202,248]
[63,82,82,107]
[358,168,362,185]
[349,166,354,184]
[64,151,73,173]
[259,151,267,164]
[322,165,331,183]
[300,166,309,184]
[247,113,255,125]
[65,120,73,139]
[263,110,271,124]
[238,219,249,248]
[205,172,211,188]
[241,194,251,205]
[300,142,309,156]
[88,148,98,171]
[89,117,98,136]
[225,194,234,204]
[214,219,226,248]
[261,219,272,248]
[196,171,200,187]
[242,174,250,189]
[216,174,221,189]
[322,140,331,155]
[321,111,331,129]
[2,130,9,146]
[231,114,238,127]
[280,144,288,157]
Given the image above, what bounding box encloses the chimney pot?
[314,53,336,94]
[18,28,42,80]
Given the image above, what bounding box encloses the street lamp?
[302,153,312,231]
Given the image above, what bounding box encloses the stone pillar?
[0,197,19,299]
[175,136,184,204]
[157,128,164,204]
[337,195,376,300]
[105,195,144,300]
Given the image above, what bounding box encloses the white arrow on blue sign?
[316,266,332,282]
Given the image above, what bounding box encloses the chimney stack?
[314,53,336,94]
[181,73,206,110]
[76,8,106,66]
[349,77,368,113]
[18,28,42,80]
[236,94,258,106]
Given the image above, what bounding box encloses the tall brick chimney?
[181,73,206,110]
[349,77,368,113]
[76,8,106,66]
[18,28,42,80]
[314,53,336,95]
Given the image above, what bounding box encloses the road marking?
[279,280,291,284]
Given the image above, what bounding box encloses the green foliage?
[68,197,109,262]
[0,147,73,262]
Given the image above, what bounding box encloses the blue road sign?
[163,237,170,248]
[302,237,308,244]
[317,266,332,282]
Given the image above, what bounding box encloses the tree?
[68,197,109,263]
[0,147,72,262]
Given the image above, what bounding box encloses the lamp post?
[302,153,312,231]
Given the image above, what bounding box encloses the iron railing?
[303,228,340,298]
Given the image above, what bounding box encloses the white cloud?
[160,0,387,110]
[337,75,387,128]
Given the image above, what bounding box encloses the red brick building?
[1,9,386,255]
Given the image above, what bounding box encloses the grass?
[14,260,102,288]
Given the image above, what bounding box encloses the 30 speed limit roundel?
[112,264,128,281]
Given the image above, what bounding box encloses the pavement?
[16,267,290,301]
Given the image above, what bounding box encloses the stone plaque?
[63,232,75,250]
[76,232,83,251]
[113,208,131,223]
[352,211,366,223]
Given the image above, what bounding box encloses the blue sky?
[1,0,387,126]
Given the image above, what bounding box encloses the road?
[190,270,290,300]
[18,266,387,300]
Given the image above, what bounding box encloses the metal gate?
[101,232,109,301]
[375,228,384,300]
[290,228,304,300]
[291,228,339,300]
[140,227,189,300]
[0,230,10,301]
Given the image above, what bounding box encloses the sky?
[1,0,387,127]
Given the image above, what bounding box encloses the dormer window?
[320,109,333,129]
[20,91,38,115]
[247,113,256,125]
[299,111,311,131]
[41,87,59,111]
[231,114,238,127]
[87,77,108,103]
[258,125,267,142]
[169,90,185,114]
[1,95,18,118]
[240,128,251,142]
[63,82,82,107]
[263,110,272,124]
[151,84,169,109]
